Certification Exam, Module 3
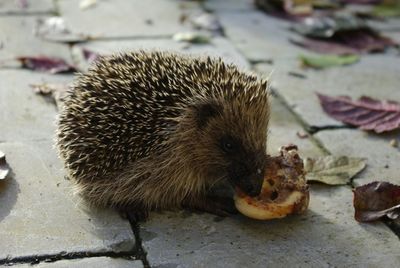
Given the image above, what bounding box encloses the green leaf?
[299,54,360,69]
[373,4,400,18]
[304,156,366,185]
[173,32,211,44]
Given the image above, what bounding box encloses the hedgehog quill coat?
[57,51,270,216]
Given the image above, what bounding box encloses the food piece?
[234,145,309,220]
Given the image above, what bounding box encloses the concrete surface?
[18,257,143,268]
[0,0,399,267]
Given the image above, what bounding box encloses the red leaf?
[290,38,359,55]
[317,93,400,133]
[340,0,382,4]
[335,29,395,53]
[353,181,400,222]
[292,29,395,54]
[17,56,77,74]
[82,48,101,63]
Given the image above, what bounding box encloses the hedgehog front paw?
[184,196,238,217]
[127,209,149,222]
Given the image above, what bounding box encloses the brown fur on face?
[56,51,270,215]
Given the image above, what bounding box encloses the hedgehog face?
[191,97,269,197]
[218,134,266,197]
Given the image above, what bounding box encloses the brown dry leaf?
[0,150,10,180]
[353,181,400,222]
[30,83,70,109]
[304,156,366,185]
[317,93,400,133]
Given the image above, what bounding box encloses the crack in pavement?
[126,213,151,268]
[307,125,356,134]
[0,249,141,266]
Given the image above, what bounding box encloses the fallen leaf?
[304,156,366,185]
[291,14,396,53]
[0,151,10,180]
[353,181,400,222]
[190,13,222,33]
[373,2,400,17]
[317,93,400,133]
[291,38,359,54]
[300,54,359,68]
[82,48,101,63]
[296,130,309,138]
[173,32,211,44]
[293,15,365,38]
[254,0,312,21]
[30,83,70,109]
[80,0,97,10]
[255,0,338,21]
[17,56,77,74]
[341,0,383,4]
[390,139,398,147]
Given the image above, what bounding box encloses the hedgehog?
[56,51,270,220]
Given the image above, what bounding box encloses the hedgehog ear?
[193,101,222,129]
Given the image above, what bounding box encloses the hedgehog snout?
[229,163,264,197]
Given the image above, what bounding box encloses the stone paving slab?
[141,185,400,267]
[216,11,308,62]
[0,140,135,260]
[72,37,250,71]
[267,96,323,159]
[315,129,400,186]
[0,70,71,142]
[0,69,135,260]
[19,257,143,268]
[367,18,400,32]
[58,0,201,39]
[204,0,255,12]
[0,16,72,63]
[0,0,55,15]
[255,54,400,127]
[138,97,400,267]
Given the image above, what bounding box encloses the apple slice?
[234,145,309,220]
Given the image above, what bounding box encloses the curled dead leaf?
[353,181,400,222]
[305,156,366,185]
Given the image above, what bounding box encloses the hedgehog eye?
[221,137,235,153]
